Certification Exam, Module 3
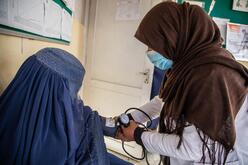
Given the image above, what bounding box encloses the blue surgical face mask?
[146,51,173,70]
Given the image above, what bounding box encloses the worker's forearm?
[131,96,164,123]
[139,126,203,161]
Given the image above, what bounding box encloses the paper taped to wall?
[44,1,62,39]
[233,0,248,12]
[213,17,230,45]
[226,23,248,61]
[0,0,9,25]
[184,0,205,8]
[12,0,44,35]
[61,9,72,41]
[115,0,140,21]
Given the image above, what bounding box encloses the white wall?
[0,0,86,95]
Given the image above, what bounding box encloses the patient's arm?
[100,116,118,137]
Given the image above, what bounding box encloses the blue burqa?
[0,48,110,165]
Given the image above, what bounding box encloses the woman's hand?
[115,120,139,142]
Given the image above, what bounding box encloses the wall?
[1,0,248,94]
[0,0,85,94]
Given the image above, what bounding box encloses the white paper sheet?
[12,0,44,35]
[0,0,9,25]
[115,0,140,21]
[184,0,205,8]
[61,9,72,41]
[213,17,230,45]
[44,1,62,39]
[226,23,248,61]
[233,0,248,12]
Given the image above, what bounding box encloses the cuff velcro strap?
[134,127,146,146]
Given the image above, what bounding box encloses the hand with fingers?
[115,120,139,142]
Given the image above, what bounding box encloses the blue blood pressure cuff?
[100,114,134,137]
[100,116,118,137]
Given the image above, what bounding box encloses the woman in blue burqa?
[0,48,110,165]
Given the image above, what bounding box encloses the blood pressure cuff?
[100,116,118,137]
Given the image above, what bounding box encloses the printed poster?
[213,17,230,45]
[233,0,248,12]
[115,0,140,21]
[226,23,248,61]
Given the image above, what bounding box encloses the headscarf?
[0,48,109,165]
[135,2,248,164]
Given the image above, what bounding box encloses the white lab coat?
[131,95,248,165]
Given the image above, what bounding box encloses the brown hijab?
[135,2,248,164]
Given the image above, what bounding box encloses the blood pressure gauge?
[118,113,130,127]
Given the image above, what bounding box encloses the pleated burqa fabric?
[0,48,109,165]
